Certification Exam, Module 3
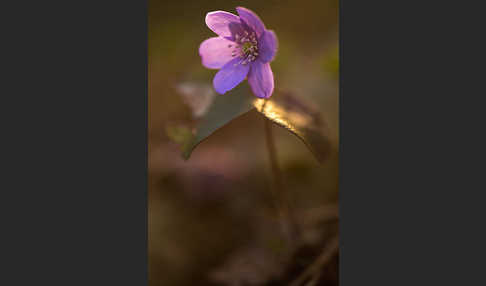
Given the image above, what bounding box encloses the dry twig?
[289,235,339,286]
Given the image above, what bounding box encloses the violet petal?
[236,7,265,37]
[248,61,274,98]
[226,22,246,41]
[258,30,278,63]
[213,58,250,94]
[199,37,236,69]
[205,11,240,38]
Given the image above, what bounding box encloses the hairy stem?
[264,116,284,194]
[263,114,300,246]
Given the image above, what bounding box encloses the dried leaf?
[176,82,216,118]
[253,90,331,163]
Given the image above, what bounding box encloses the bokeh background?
[149,0,339,285]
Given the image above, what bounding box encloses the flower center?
[242,42,254,55]
[230,31,259,66]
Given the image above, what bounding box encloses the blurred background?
[149,0,339,285]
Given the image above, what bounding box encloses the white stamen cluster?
[230,31,259,66]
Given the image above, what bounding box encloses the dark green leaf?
[178,82,331,163]
[182,84,255,160]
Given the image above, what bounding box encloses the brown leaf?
[253,90,331,163]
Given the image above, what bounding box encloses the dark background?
[149,0,339,285]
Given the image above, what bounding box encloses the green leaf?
[254,90,331,163]
[179,82,331,164]
[182,84,255,160]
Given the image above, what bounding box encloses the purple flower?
[199,7,278,98]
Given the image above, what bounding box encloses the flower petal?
[213,58,250,94]
[199,37,236,69]
[248,61,274,98]
[226,22,246,41]
[205,11,240,38]
[258,30,278,63]
[236,7,266,37]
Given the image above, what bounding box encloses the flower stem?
[264,116,284,195]
[263,114,300,246]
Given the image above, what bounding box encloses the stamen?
[232,31,260,63]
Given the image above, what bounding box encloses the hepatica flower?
[199,7,278,98]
